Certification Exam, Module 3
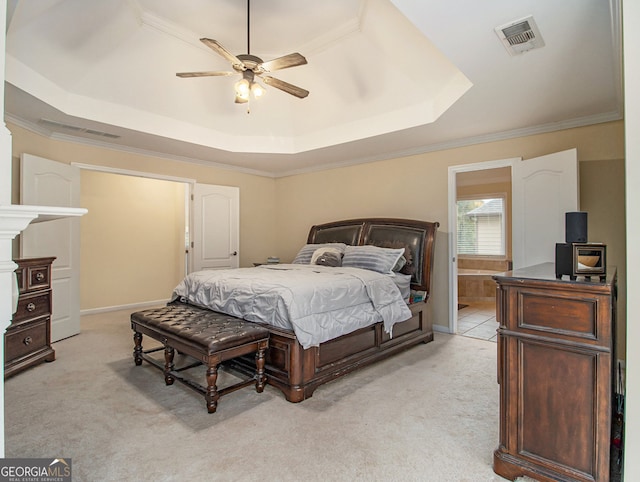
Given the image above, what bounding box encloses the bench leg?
[164,345,175,385]
[133,331,143,366]
[255,346,267,393]
[206,365,220,413]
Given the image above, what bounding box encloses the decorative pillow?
[314,251,342,267]
[342,245,405,274]
[378,241,415,276]
[310,247,343,266]
[393,255,407,272]
[292,243,347,264]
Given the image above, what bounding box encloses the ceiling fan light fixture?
[235,78,251,97]
[251,81,265,98]
[177,0,308,104]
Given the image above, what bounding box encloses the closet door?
[191,184,239,272]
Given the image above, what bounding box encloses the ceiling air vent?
[495,15,545,56]
[38,118,121,139]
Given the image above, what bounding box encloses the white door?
[191,184,240,272]
[511,148,579,269]
[20,154,82,341]
[448,149,578,333]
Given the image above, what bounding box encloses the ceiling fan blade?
[200,38,245,69]
[262,76,309,99]
[259,53,307,73]
[176,71,234,78]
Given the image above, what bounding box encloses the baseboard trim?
[433,324,452,334]
[81,299,169,316]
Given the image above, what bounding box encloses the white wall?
[0,0,10,456]
[623,0,640,478]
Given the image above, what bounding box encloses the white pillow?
[342,245,405,274]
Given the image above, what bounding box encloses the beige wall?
[8,121,626,352]
[580,159,626,357]
[79,170,186,310]
[9,123,279,309]
[275,121,626,339]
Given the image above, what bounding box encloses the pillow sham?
[292,243,347,264]
[310,247,343,266]
[342,245,405,274]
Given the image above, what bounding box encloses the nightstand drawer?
[14,257,54,293]
[5,319,49,362]
[13,292,51,324]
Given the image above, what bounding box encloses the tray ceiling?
[4,0,622,177]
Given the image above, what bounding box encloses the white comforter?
[170,264,412,349]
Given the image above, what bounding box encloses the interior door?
[511,148,579,269]
[20,154,82,341]
[191,184,240,272]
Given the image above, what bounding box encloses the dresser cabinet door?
[506,337,611,480]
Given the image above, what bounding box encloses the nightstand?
[5,257,56,378]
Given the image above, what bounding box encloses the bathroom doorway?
[455,167,512,341]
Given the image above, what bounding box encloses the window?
[457,196,506,256]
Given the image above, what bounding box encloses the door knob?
[230,251,238,256]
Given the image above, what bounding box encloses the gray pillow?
[342,245,405,274]
[292,243,346,264]
[315,252,342,267]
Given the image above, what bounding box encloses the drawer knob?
[23,336,32,346]
[35,272,45,282]
[26,302,36,312]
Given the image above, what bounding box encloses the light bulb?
[251,82,265,98]
[235,78,250,96]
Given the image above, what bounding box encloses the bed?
[171,217,439,402]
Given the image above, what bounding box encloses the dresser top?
[14,257,56,267]
[493,262,616,287]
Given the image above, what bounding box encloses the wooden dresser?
[5,257,56,378]
[493,263,616,482]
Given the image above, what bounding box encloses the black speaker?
[565,212,588,243]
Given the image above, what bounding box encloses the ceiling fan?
[176,0,309,104]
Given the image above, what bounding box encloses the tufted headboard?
[307,218,439,297]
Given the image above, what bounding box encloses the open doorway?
[78,167,191,314]
[447,158,518,337]
[455,167,512,342]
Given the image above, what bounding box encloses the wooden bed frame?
[232,217,440,402]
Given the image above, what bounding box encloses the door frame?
[72,163,194,280]
[447,157,520,334]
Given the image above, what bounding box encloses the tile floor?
[457,301,498,342]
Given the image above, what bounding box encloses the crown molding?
[6,108,623,180]
[4,114,278,179]
[275,110,624,178]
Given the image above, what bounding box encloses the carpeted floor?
[5,308,508,481]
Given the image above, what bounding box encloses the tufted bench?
[131,302,269,413]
